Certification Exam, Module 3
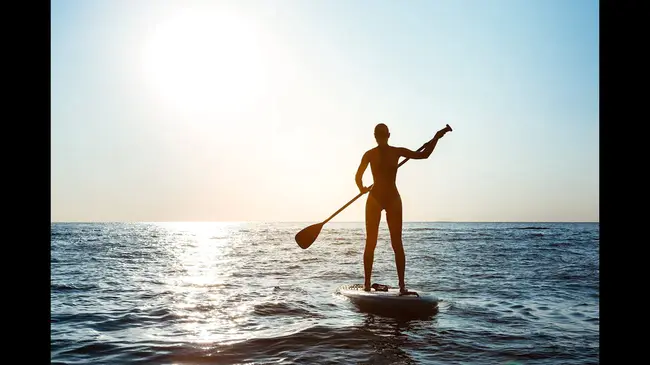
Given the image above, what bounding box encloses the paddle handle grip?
[321,125,451,225]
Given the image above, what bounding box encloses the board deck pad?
[337,284,439,318]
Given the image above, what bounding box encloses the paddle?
[295,124,453,249]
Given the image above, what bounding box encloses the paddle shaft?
[320,138,435,225]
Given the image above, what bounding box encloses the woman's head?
[374,123,390,145]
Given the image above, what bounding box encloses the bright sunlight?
[140,5,267,117]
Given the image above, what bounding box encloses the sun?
[140,6,267,117]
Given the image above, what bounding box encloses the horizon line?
[50,220,600,224]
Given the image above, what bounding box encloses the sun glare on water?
[140,6,268,117]
[153,222,251,344]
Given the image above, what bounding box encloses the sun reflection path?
[153,222,258,344]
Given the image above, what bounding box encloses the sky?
[51,0,599,223]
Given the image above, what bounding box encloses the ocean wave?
[272,286,309,295]
[252,301,323,318]
[407,227,441,232]
[51,283,100,292]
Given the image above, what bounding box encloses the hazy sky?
[51,0,599,222]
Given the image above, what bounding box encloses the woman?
[355,123,451,292]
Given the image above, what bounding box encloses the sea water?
[51,222,599,364]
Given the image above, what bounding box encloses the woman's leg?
[364,195,382,290]
[385,195,405,291]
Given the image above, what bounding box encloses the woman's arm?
[355,151,370,193]
[396,125,451,159]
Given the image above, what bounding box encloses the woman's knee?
[390,241,404,254]
[364,235,378,250]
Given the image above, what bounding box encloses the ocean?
[51,222,599,364]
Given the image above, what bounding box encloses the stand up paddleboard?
[338,284,439,318]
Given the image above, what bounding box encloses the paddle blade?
[295,222,324,249]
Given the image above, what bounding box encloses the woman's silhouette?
[355,123,451,292]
